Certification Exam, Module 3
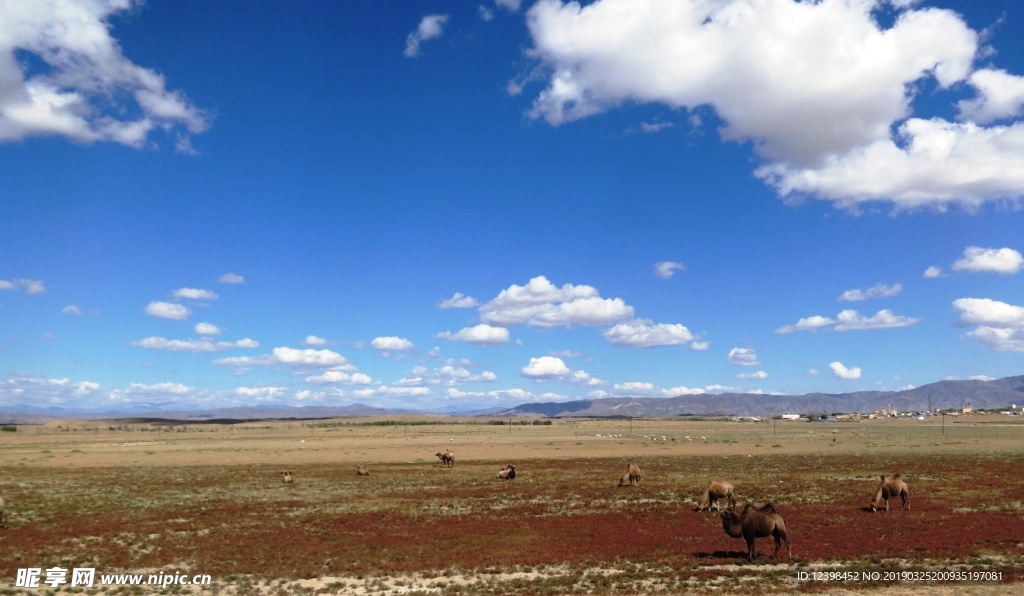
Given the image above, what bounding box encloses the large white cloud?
[953,297,1024,352]
[0,0,208,149]
[215,346,356,371]
[951,246,1023,275]
[479,275,633,328]
[522,0,1024,209]
[435,324,510,346]
[602,318,694,348]
[304,370,373,385]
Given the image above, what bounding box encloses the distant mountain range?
[496,375,1024,418]
[1,375,1021,424]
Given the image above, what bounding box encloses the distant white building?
[781,414,801,421]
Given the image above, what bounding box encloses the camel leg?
[747,538,756,561]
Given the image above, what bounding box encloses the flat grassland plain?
[1,415,1023,594]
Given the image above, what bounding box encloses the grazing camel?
[281,471,293,484]
[617,463,642,487]
[356,465,370,476]
[870,474,909,512]
[718,503,792,561]
[498,464,516,480]
[436,450,455,468]
[696,480,736,512]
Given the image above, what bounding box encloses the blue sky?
[1,0,1023,413]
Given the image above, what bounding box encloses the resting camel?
[870,474,909,512]
[356,465,370,476]
[696,480,736,512]
[436,450,455,468]
[498,464,516,480]
[617,463,641,487]
[281,471,293,484]
[719,503,791,561]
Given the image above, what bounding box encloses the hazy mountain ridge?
[496,376,1024,418]
[0,376,1021,425]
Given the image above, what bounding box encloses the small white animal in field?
[281,471,294,484]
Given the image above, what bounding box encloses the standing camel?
[0,496,7,528]
[870,474,909,512]
[436,450,455,468]
[718,503,791,561]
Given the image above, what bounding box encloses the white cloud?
[304,335,328,346]
[640,121,673,134]
[272,346,351,367]
[727,347,759,366]
[173,288,219,301]
[479,275,633,328]
[833,309,920,331]
[0,0,208,149]
[304,370,373,385]
[145,301,191,321]
[775,315,835,334]
[923,266,943,278]
[371,336,414,351]
[953,297,1024,353]
[61,304,81,317]
[522,0,1024,210]
[439,292,479,309]
[757,118,1024,210]
[0,278,45,295]
[653,260,685,279]
[958,69,1024,124]
[951,246,1023,275]
[130,337,259,352]
[495,0,522,11]
[435,324,510,346]
[396,365,498,388]
[602,318,694,347]
[953,298,1024,327]
[736,370,768,380]
[218,273,244,284]
[807,369,821,376]
[830,361,862,380]
[520,356,599,385]
[404,15,448,58]
[777,309,918,333]
[194,322,221,336]
[839,283,902,302]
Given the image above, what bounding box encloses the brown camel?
[0,496,7,528]
[696,480,736,511]
[718,503,792,561]
[281,471,293,484]
[436,450,455,468]
[498,464,516,480]
[870,474,909,512]
[356,465,370,476]
[617,463,641,487]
